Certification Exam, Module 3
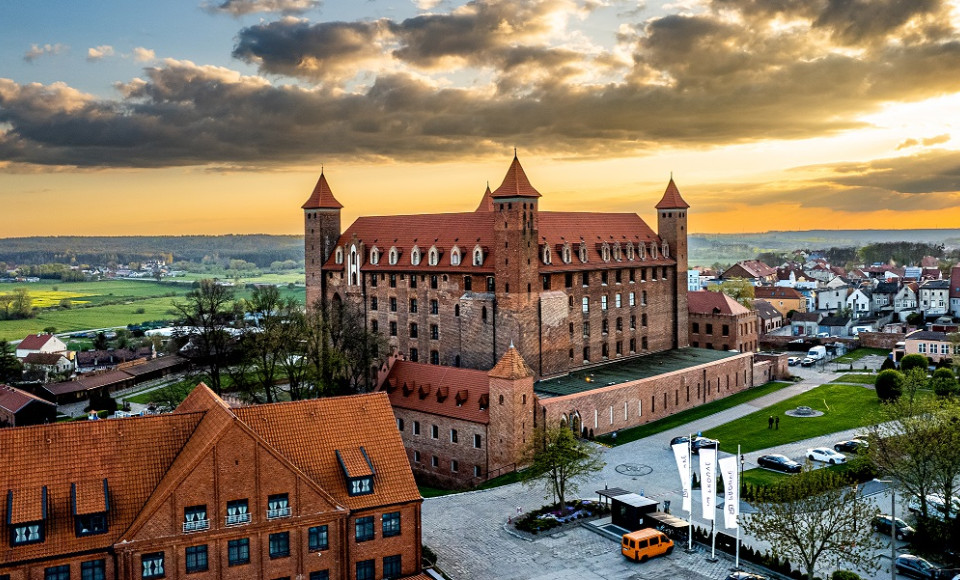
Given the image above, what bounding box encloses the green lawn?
[703,383,879,454]
[832,348,890,363]
[830,374,877,385]
[597,381,794,446]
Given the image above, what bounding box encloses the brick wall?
[688,310,759,353]
[859,331,904,350]
[753,352,788,380]
[394,408,490,488]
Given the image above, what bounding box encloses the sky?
[3,0,960,237]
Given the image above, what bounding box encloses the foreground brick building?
[0,385,425,580]
[687,290,759,353]
[304,155,689,380]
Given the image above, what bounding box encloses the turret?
[302,170,342,308]
[656,177,690,349]
[487,345,535,472]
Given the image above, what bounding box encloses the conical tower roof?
[301,171,343,210]
[488,344,533,380]
[655,177,689,209]
[475,183,495,212]
[491,154,541,199]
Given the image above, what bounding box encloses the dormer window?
[267,494,290,519]
[389,247,399,265]
[336,447,375,497]
[650,242,659,259]
[613,243,622,261]
[334,247,344,265]
[562,243,572,264]
[662,241,669,258]
[410,246,421,266]
[626,242,635,261]
[601,244,611,262]
[7,487,47,547]
[473,245,484,266]
[370,247,380,265]
[579,244,588,263]
[542,245,552,265]
[428,246,440,266]
[72,479,109,537]
[638,244,646,260]
[451,246,461,266]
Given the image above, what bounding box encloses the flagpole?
[709,440,717,563]
[688,433,693,552]
[736,444,741,569]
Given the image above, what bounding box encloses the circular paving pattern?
[614,463,653,477]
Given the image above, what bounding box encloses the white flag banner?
[700,447,717,520]
[718,455,739,529]
[672,442,692,513]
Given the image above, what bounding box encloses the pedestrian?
[775,416,780,430]
[768,415,774,429]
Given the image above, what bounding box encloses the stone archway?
[571,412,582,437]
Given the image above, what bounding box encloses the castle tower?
[487,345,535,473]
[656,177,690,349]
[491,154,542,365]
[302,171,342,308]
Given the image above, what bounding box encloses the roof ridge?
[491,155,541,199]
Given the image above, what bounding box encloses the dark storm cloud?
[812,0,943,44]
[203,0,320,16]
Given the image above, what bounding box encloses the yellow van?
[621,528,674,562]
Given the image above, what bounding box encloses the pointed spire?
[491,154,541,199]
[475,182,495,212]
[655,176,689,209]
[301,170,343,210]
[488,344,533,380]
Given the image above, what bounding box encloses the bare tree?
[173,279,237,395]
[306,297,388,396]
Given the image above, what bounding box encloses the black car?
[895,554,946,579]
[669,435,718,455]
[725,572,767,580]
[872,514,915,540]
[834,439,868,453]
[757,454,802,474]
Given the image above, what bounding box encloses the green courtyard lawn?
[832,347,890,363]
[830,373,877,385]
[597,381,793,446]
[702,383,879,454]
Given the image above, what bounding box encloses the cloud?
[87,45,115,62]
[203,0,320,15]
[132,47,156,62]
[23,43,66,63]
[897,133,951,150]
[413,0,443,9]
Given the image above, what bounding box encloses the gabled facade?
[686,291,758,352]
[816,286,848,313]
[0,384,57,427]
[919,279,950,317]
[720,260,776,284]
[895,283,919,314]
[753,300,783,335]
[950,266,960,318]
[0,386,423,580]
[846,288,872,319]
[754,287,806,317]
[15,334,67,361]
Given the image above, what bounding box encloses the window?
[382,511,401,537]
[464,276,472,291]
[409,323,418,338]
[451,460,459,472]
[183,505,208,532]
[411,246,421,265]
[228,538,250,566]
[602,271,609,284]
[226,499,250,526]
[430,324,439,340]
[409,348,419,362]
[355,516,375,542]
[431,456,439,468]
[706,323,713,334]
[81,560,106,580]
[450,428,458,443]
[582,321,590,337]
[692,322,700,333]
[602,319,609,334]
[630,315,636,330]
[309,525,329,551]
[75,512,108,537]
[431,275,439,289]
[370,297,378,310]
[396,417,404,431]
[383,555,402,579]
[350,476,373,496]
[615,293,622,308]
[486,277,495,292]
[45,566,70,580]
[267,494,290,519]
[474,465,482,477]
[370,273,377,287]
[616,317,623,332]
[601,296,608,310]
[429,247,439,266]
[370,248,380,265]
[310,572,330,580]
[641,313,647,327]
[357,560,375,580]
[142,552,165,579]
[641,290,647,305]
[389,321,397,336]
[413,420,420,435]
[431,424,439,439]
[722,324,730,336]
[582,297,589,313]
[430,299,439,314]
[390,297,397,311]
[269,532,290,558]
[474,434,482,448]
[389,273,397,287]
[185,545,208,573]
[451,247,461,266]
[371,320,378,333]
[410,298,418,313]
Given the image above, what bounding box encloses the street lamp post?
[874,478,897,580]
[737,446,744,570]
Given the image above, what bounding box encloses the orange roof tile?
[655,177,690,209]
[0,384,56,413]
[381,361,491,424]
[7,485,46,524]
[491,155,541,199]
[488,346,533,380]
[73,479,108,515]
[475,183,494,212]
[687,291,751,316]
[301,171,343,210]
[337,448,374,478]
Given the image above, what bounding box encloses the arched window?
[662,240,669,258]
[389,246,399,265]
[334,247,344,264]
[428,246,439,266]
[638,244,646,260]
[626,242,634,261]
[411,245,421,266]
[473,245,484,266]
[601,244,610,262]
[482,306,488,322]
[578,244,588,263]
[650,243,658,259]
[450,246,461,266]
[562,243,572,264]
[542,245,551,265]
[370,246,380,265]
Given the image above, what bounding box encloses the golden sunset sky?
[3,0,960,236]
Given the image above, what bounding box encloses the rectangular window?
[75,512,108,537]
[565,273,573,288]
[641,268,647,282]
[355,516,375,542]
[413,450,420,462]
[382,511,401,537]
[309,525,329,551]
[409,348,418,362]
[601,295,608,310]
[616,270,623,284]
[10,523,43,545]
[692,322,699,333]
[431,275,439,289]
[226,499,250,526]
[389,321,397,336]
[474,465,482,477]
[370,274,377,287]
[582,321,590,337]
[383,555,402,579]
[183,505,208,532]
[451,460,459,472]
[370,297,378,310]
[142,552,165,579]
[371,320,378,333]
[431,424,439,439]
[431,456,439,468]
[185,545,208,573]
[486,276,495,292]
[396,417,404,431]
[267,494,290,519]
[389,274,397,287]
[474,433,482,448]
[410,298,418,313]
[630,315,636,330]
[430,299,439,314]
[45,566,70,580]
[81,560,106,580]
[629,292,635,306]
[722,324,729,336]
[390,297,397,311]
[269,532,290,558]
[706,323,713,334]
[409,323,418,338]
[410,275,417,288]
[450,428,458,443]
[413,421,420,435]
[310,572,330,580]
[356,560,375,580]
[464,276,472,291]
[228,538,250,566]
[430,324,439,340]
[615,294,622,308]
[601,271,609,285]
[582,297,589,313]
[629,269,635,282]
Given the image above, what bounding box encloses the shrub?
[875,369,904,402]
[899,354,928,373]
[832,571,862,580]
[880,357,896,371]
[930,367,959,398]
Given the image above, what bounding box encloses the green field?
[830,373,877,385]
[703,384,879,454]
[832,348,890,363]
[0,279,305,342]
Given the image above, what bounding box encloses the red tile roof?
[23,352,68,366]
[687,290,750,315]
[727,260,775,279]
[489,346,533,380]
[491,155,541,199]
[0,384,56,413]
[475,184,494,212]
[655,177,689,209]
[73,479,108,515]
[301,171,343,210]
[381,361,491,424]
[17,333,58,351]
[754,286,804,300]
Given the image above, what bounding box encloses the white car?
[806,447,847,465]
[787,356,801,366]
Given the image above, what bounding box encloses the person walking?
[775,416,780,430]
[768,415,774,429]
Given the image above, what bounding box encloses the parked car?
[668,435,718,455]
[907,494,960,522]
[895,554,947,579]
[787,356,801,366]
[725,572,767,580]
[872,514,915,540]
[757,454,802,474]
[834,439,868,453]
[806,447,847,465]
[800,357,816,367]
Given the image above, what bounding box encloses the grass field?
[597,381,793,446]
[830,373,877,385]
[832,348,890,363]
[703,383,879,454]
[175,272,305,285]
[0,279,306,342]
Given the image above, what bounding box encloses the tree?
[238,285,299,403]
[930,368,959,399]
[93,332,109,351]
[11,288,33,319]
[906,312,924,326]
[521,426,605,513]
[875,369,904,402]
[707,278,755,308]
[880,357,896,371]
[741,472,882,579]
[0,340,22,383]
[308,297,388,396]
[173,279,237,395]
[901,367,927,403]
[899,354,928,374]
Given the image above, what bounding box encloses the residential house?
[903,330,957,363]
[720,260,777,285]
[687,269,701,292]
[0,384,57,427]
[687,291,759,352]
[791,312,821,337]
[921,256,940,269]
[754,300,783,335]
[0,385,426,580]
[816,286,849,313]
[950,265,960,318]
[754,286,807,317]
[919,280,950,317]
[76,346,155,373]
[15,334,67,361]
[894,283,919,315]
[819,316,852,338]
[846,287,873,319]
[22,352,73,381]
[873,281,900,313]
